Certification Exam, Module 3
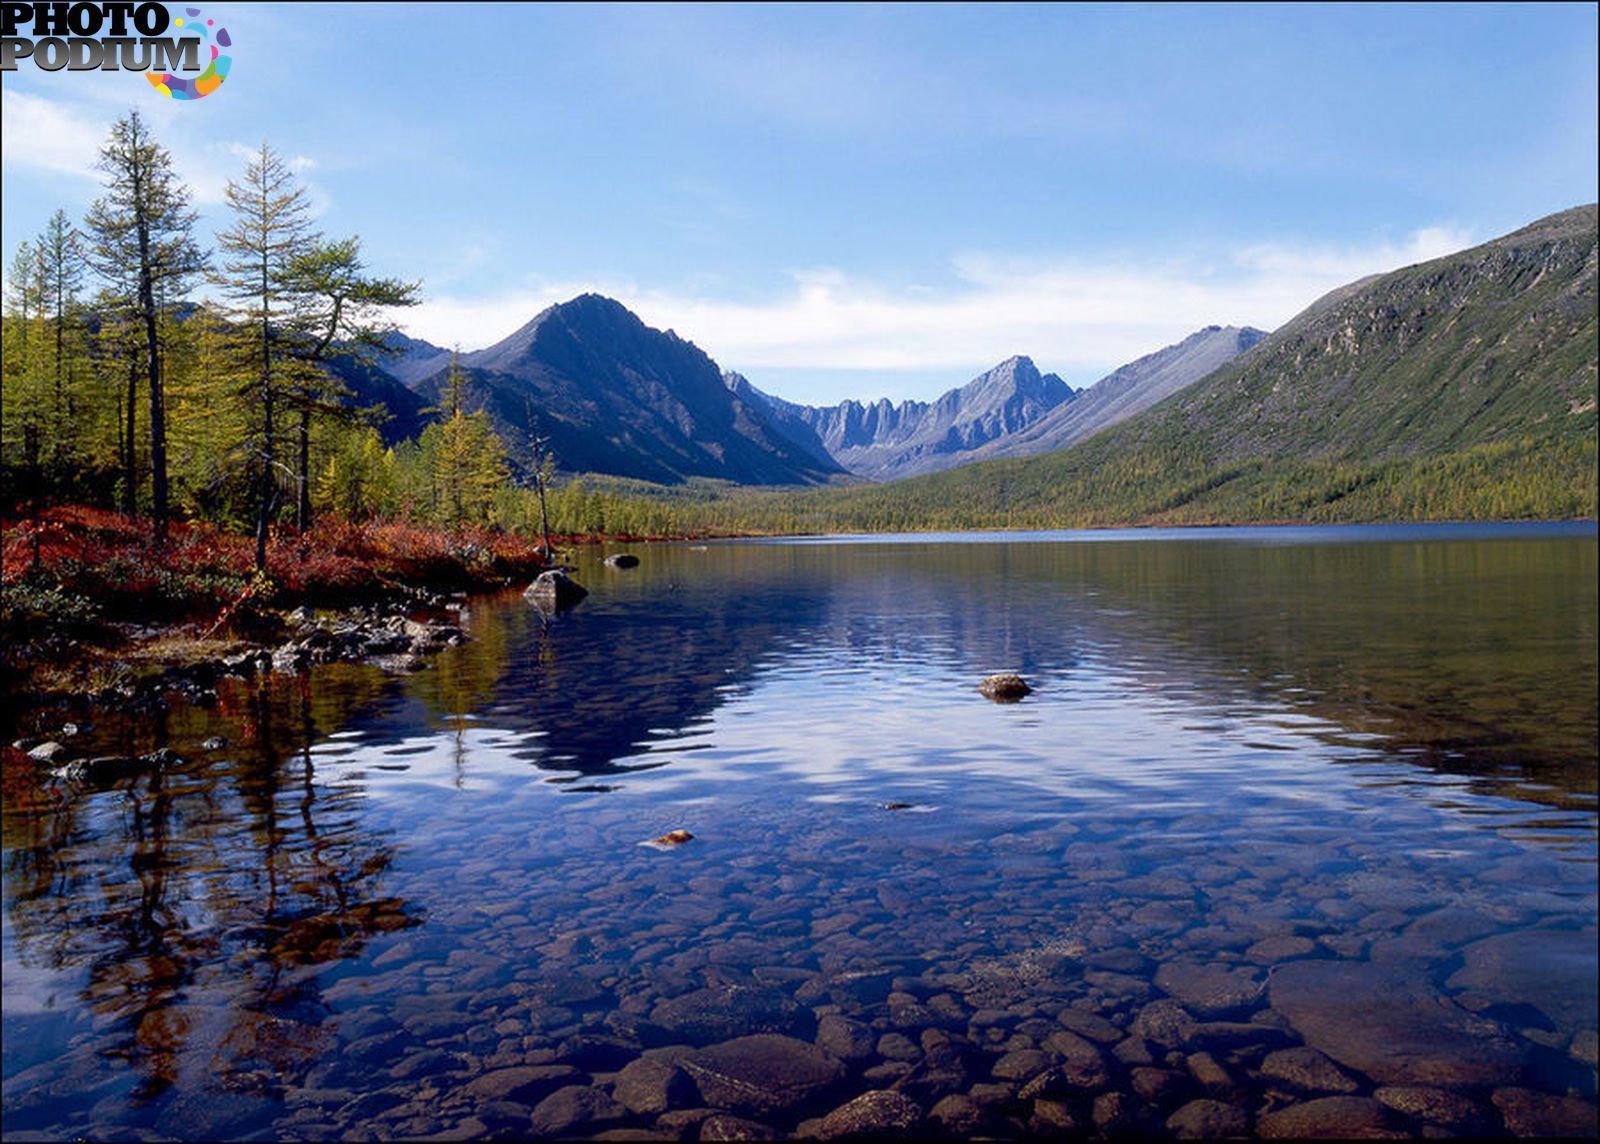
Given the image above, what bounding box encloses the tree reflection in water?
[3,665,420,1119]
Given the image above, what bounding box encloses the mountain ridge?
[410,294,846,486]
[728,203,1596,529]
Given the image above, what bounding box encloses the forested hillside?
[656,206,1597,534]
[0,112,566,565]
[4,111,1592,556]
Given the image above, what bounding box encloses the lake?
[3,524,1596,1140]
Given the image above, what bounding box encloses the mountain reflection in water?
[2,524,1594,1141]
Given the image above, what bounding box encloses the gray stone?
[682,1035,844,1116]
[978,673,1031,701]
[154,1090,278,1140]
[1491,1087,1600,1137]
[1155,961,1265,1019]
[615,1051,696,1115]
[528,1085,625,1137]
[1244,935,1317,963]
[1165,1098,1251,1139]
[1092,1090,1141,1136]
[814,1014,875,1063]
[462,1064,578,1102]
[1447,929,1599,1033]
[1113,1036,1156,1066]
[1372,1086,1487,1129]
[1257,1096,1404,1139]
[698,1113,779,1140]
[652,985,808,1044]
[1269,960,1525,1087]
[1056,1007,1124,1043]
[1132,999,1199,1047]
[526,570,588,611]
[815,1090,921,1139]
[891,1039,972,1103]
[1029,1098,1079,1133]
[1186,1051,1233,1091]
[1260,1047,1360,1094]
[1130,1066,1186,1105]
[1042,1029,1114,1089]
[875,1032,920,1061]
[926,1094,993,1137]
[991,1048,1049,1081]
[1404,906,1503,947]
[391,1049,463,1080]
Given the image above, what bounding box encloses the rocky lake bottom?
[2,526,1596,1140]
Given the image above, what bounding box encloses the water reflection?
[409,529,1596,805]
[2,525,1594,1140]
[4,671,420,1127]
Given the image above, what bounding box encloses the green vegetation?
[3,111,1593,567]
[628,206,1599,535]
[625,436,1593,535]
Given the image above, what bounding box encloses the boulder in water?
[979,673,1031,702]
[525,570,589,611]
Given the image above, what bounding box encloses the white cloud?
[1,89,326,209]
[0,89,105,179]
[401,225,1480,401]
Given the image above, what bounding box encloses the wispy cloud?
[401,226,1477,399]
[0,90,104,180]
[1,89,325,209]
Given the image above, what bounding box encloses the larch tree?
[2,241,46,486]
[34,210,88,476]
[212,141,320,569]
[83,109,207,545]
[419,352,508,531]
[281,235,420,529]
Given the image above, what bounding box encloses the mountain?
[378,330,453,386]
[737,327,1264,482]
[971,325,1266,462]
[735,356,1078,481]
[1119,204,1597,465]
[738,204,1597,529]
[412,294,845,485]
[321,352,432,444]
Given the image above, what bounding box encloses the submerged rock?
[1256,1095,1403,1139]
[1446,929,1599,1033]
[651,985,809,1044]
[816,1090,922,1138]
[1269,960,1525,1088]
[682,1034,844,1115]
[1154,960,1266,1019]
[978,673,1031,702]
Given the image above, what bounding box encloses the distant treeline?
[0,111,615,561]
[563,434,1596,537]
[6,111,1594,555]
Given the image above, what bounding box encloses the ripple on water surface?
[2,526,1595,1140]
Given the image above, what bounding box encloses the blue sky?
[3,2,1596,404]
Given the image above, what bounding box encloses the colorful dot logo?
[147,7,232,100]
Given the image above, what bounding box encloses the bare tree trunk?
[123,353,138,515]
[297,405,311,531]
[254,306,274,572]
